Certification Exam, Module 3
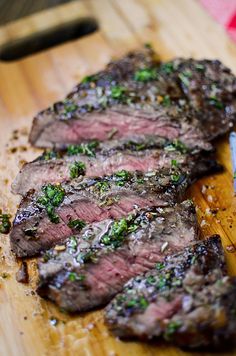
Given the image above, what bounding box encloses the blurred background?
[0,0,73,25]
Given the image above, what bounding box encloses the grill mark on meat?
[37,201,198,312]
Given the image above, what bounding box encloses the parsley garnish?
[100,218,128,248]
[115,170,130,186]
[160,62,174,74]
[162,95,171,106]
[110,86,126,99]
[134,68,157,82]
[37,184,65,223]
[156,262,164,270]
[68,272,85,282]
[195,63,205,71]
[81,74,97,84]
[209,96,224,109]
[171,174,181,183]
[164,320,182,340]
[95,181,110,193]
[69,161,86,179]
[0,211,11,234]
[63,101,78,115]
[42,150,59,161]
[164,139,188,154]
[67,141,99,157]
[178,72,191,86]
[68,219,86,231]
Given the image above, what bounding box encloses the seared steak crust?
[37,200,198,312]
[105,236,235,348]
[10,169,188,257]
[29,47,236,149]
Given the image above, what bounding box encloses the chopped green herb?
[69,161,86,179]
[42,150,59,161]
[63,101,78,114]
[100,218,128,248]
[37,184,65,223]
[67,141,99,157]
[156,262,164,270]
[128,223,139,233]
[0,211,11,234]
[68,236,78,251]
[127,296,149,309]
[165,320,182,339]
[178,72,190,86]
[195,63,205,71]
[115,170,130,186]
[77,251,96,264]
[139,296,149,309]
[95,181,110,193]
[160,62,174,74]
[164,139,188,154]
[81,74,97,84]
[110,86,126,100]
[144,43,152,49]
[171,174,181,183]
[68,219,86,231]
[68,272,85,282]
[234,171,236,179]
[162,95,171,106]
[146,275,157,284]
[171,159,178,167]
[134,68,157,82]
[137,178,144,184]
[209,96,224,109]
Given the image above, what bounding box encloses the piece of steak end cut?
[29,47,236,149]
[105,235,236,349]
[37,200,199,312]
[10,169,188,257]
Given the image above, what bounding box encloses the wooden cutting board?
[1,0,236,355]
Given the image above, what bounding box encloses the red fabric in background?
[200,0,236,42]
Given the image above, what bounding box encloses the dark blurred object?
[0,0,74,25]
[0,18,97,61]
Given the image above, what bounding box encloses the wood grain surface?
[0,0,236,355]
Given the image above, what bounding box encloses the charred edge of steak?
[10,168,189,257]
[36,200,198,312]
[29,46,236,148]
[105,235,234,348]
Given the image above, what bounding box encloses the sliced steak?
[37,200,199,312]
[12,137,219,196]
[10,169,188,257]
[105,235,235,349]
[29,47,236,148]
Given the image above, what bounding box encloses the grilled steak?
[105,236,235,348]
[29,47,236,149]
[12,137,220,196]
[37,200,198,312]
[10,169,189,257]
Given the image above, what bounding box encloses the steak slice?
[29,47,236,148]
[12,137,219,196]
[10,169,188,257]
[105,235,235,348]
[37,200,198,312]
